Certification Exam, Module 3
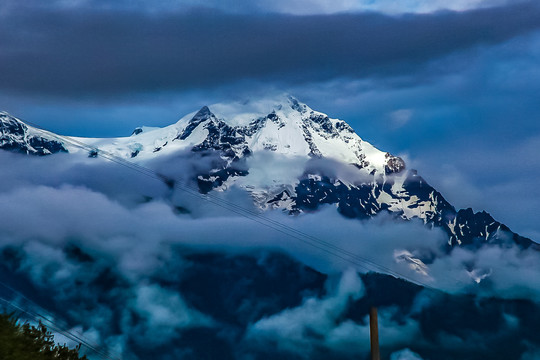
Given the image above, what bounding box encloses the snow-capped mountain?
[73,95,405,174]
[0,96,535,249]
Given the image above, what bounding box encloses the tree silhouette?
[0,312,87,360]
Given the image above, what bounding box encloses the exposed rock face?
[0,112,67,155]
[385,153,406,174]
[0,96,535,249]
[287,171,534,249]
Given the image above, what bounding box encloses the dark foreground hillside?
[1,249,539,360]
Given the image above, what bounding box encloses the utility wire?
[25,123,407,278]
[0,115,475,358]
[0,283,121,360]
[20,118,469,292]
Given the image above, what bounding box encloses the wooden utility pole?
[369,307,380,360]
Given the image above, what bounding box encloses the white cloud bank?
[246,269,420,358]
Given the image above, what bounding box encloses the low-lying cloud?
[1,151,539,359]
[1,151,538,298]
[246,269,419,358]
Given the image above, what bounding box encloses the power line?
[19,117,468,292]
[0,282,121,360]
[0,114,478,359]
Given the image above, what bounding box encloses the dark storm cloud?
[0,0,523,15]
[1,3,540,98]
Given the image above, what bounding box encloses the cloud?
[1,151,538,301]
[0,0,525,15]
[246,269,420,358]
[1,147,539,358]
[388,109,414,129]
[0,3,539,99]
[408,134,540,239]
[391,349,424,360]
[129,284,214,346]
[521,344,540,360]
[246,269,364,354]
[426,243,540,299]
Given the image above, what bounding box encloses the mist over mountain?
[1,96,535,249]
[1,96,539,360]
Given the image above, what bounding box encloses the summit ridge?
[0,96,535,250]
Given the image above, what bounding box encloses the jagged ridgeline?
[0,112,67,155]
[0,96,536,249]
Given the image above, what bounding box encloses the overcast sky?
[1,0,540,238]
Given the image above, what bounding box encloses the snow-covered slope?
[0,96,535,249]
[70,95,404,175]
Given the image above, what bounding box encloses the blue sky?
[1,0,540,239]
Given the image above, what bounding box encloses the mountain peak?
[193,105,214,120]
[0,100,535,250]
[199,94,311,127]
[286,95,308,113]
